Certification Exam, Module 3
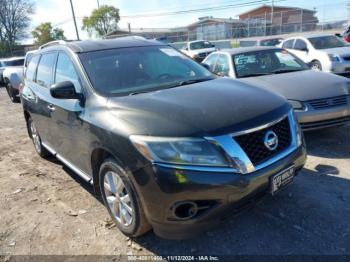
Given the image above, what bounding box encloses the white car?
[280,34,350,75]
[2,57,25,102]
[181,40,216,62]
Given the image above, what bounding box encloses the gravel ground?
[0,86,349,257]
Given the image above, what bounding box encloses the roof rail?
[39,40,70,50]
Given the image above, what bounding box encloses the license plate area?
[270,166,295,195]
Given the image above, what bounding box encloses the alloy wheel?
[30,121,42,153]
[104,171,134,227]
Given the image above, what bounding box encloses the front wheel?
[27,117,50,158]
[99,158,151,237]
[6,83,20,103]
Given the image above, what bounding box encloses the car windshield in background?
[3,59,24,66]
[79,46,213,96]
[190,41,213,50]
[308,36,349,49]
[233,49,309,78]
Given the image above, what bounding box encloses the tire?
[27,117,50,158]
[6,83,20,103]
[99,158,151,237]
[311,60,322,71]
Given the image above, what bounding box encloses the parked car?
[181,40,216,62]
[0,56,25,85]
[2,57,25,102]
[240,37,283,47]
[202,47,350,130]
[21,38,305,239]
[279,34,350,75]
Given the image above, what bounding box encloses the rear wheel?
[311,60,322,71]
[99,158,151,237]
[6,83,20,103]
[27,117,50,158]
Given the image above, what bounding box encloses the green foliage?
[32,22,66,46]
[82,5,120,37]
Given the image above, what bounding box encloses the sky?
[27,0,349,43]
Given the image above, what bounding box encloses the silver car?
[202,47,350,130]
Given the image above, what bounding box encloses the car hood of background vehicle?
[107,78,290,137]
[240,70,350,101]
[321,47,350,56]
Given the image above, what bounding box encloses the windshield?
[79,46,213,96]
[190,41,214,50]
[3,59,24,67]
[308,35,349,49]
[233,49,309,78]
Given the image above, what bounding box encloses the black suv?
[21,37,306,239]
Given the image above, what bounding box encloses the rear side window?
[204,54,219,72]
[25,55,40,81]
[294,40,307,50]
[282,39,294,49]
[55,53,81,92]
[36,53,57,88]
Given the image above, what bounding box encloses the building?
[187,16,246,41]
[238,5,318,36]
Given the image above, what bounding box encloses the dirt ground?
[0,86,349,258]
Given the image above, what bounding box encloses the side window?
[203,54,218,72]
[25,55,40,81]
[55,53,81,92]
[294,39,307,51]
[36,53,57,88]
[214,54,230,75]
[282,39,294,49]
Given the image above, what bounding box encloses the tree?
[32,22,66,46]
[82,5,120,37]
[0,0,34,52]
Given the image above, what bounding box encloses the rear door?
[292,39,310,63]
[24,52,57,148]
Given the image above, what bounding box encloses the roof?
[238,5,315,17]
[284,33,337,40]
[187,17,243,27]
[218,46,281,55]
[41,37,165,53]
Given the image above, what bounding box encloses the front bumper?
[327,61,350,74]
[296,105,350,130]
[133,145,306,239]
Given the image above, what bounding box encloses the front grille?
[308,95,348,110]
[234,117,292,166]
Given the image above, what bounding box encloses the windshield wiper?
[175,77,214,87]
[240,73,272,77]
[272,69,305,74]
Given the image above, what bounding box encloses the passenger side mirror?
[201,63,210,71]
[50,81,82,100]
[301,47,309,52]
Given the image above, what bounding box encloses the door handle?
[47,104,56,112]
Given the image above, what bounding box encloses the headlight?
[130,136,230,167]
[292,111,303,147]
[328,54,341,62]
[288,100,305,111]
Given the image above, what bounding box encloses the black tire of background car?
[99,158,151,237]
[7,83,20,103]
[311,60,322,71]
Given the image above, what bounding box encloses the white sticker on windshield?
[160,48,185,57]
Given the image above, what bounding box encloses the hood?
[321,47,350,57]
[107,78,290,137]
[240,70,350,101]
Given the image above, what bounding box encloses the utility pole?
[69,0,80,40]
[271,0,274,24]
[97,0,100,8]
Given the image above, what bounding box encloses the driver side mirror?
[300,47,309,52]
[50,81,82,100]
